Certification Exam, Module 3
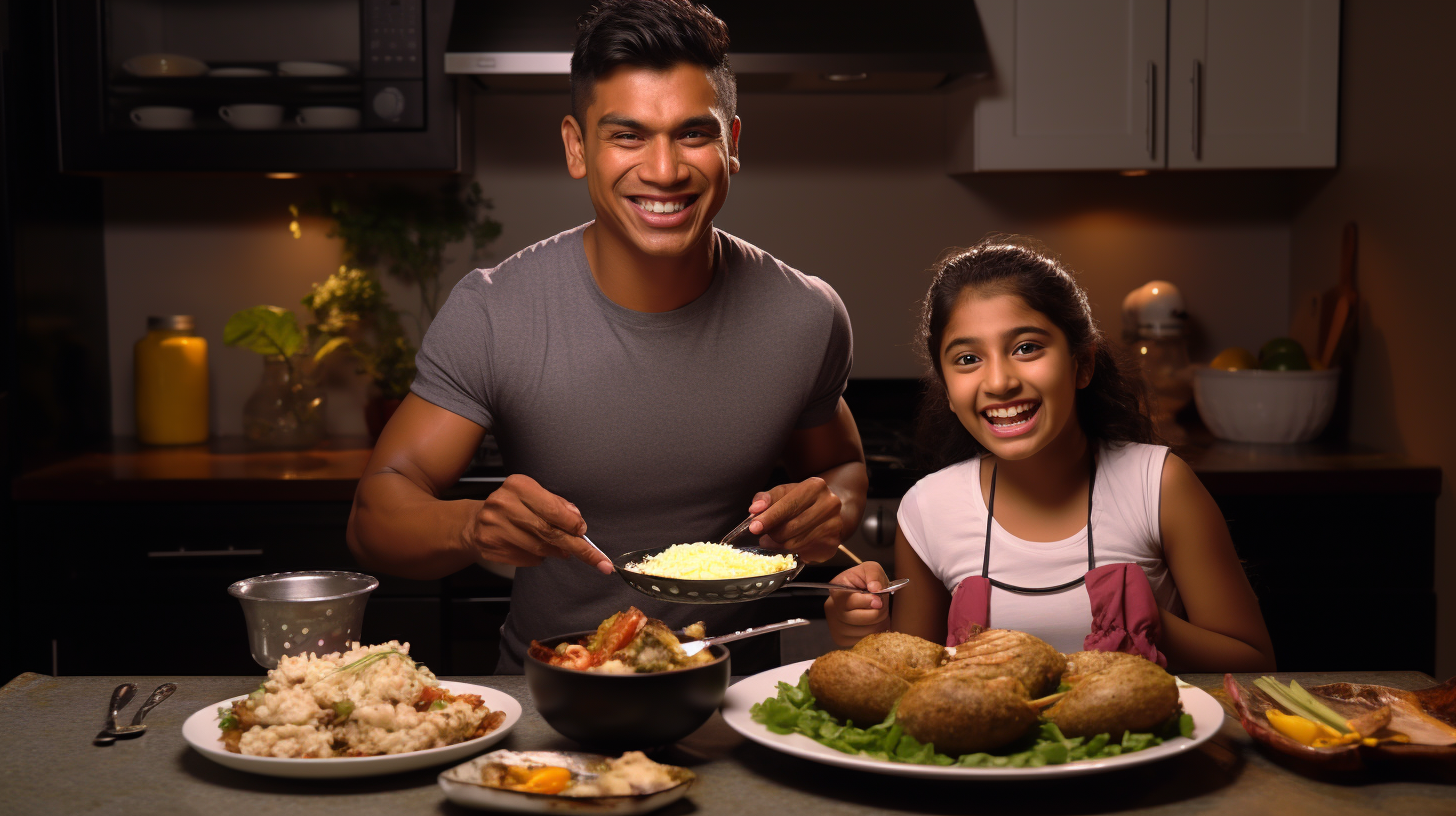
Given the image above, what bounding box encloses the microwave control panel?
[363,0,425,80]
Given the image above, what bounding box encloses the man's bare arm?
[346,394,611,580]
[748,398,868,562]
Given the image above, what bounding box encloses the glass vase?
[243,355,325,450]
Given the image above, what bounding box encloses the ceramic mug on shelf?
[219,103,284,130]
[130,106,194,130]
[295,106,361,129]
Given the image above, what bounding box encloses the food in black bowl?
[525,610,730,750]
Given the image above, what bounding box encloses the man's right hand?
[462,474,614,574]
[823,560,893,646]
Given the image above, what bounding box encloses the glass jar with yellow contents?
[134,315,210,445]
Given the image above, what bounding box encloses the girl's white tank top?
[898,441,1184,654]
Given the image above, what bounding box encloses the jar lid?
[147,315,195,331]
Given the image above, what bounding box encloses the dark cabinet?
[10,500,502,677]
[1215,492,1437,675]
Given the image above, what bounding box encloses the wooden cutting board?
[1319,223,1359,369]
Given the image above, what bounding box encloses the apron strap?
[947,454,1096,646]
[981,457,1097,590]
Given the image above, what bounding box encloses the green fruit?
[1259,337,1310,371]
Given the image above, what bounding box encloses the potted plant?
[301,181,502,438]
[302,265,415,440]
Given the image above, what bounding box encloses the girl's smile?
[981,399,1042,437]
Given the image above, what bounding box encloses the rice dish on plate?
[625,542,795,580]
[218,641,505,758]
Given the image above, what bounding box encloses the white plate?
[721,660,1223,780]
[122,53,208,77]
[438,751,694,814]
[277,61,350,77]
[209,67,272,78]
[182,681,521,779]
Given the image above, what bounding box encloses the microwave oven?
[52,0,459,172]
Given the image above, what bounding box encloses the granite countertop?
[1,670,1452,816]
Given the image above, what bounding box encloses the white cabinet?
[959,0,1339,171]
[1166,0,1340,168]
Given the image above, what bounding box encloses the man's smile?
[629,195,696,215]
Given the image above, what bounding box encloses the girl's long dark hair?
[914,236,1154,472]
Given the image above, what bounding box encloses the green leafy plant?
[222,305,307,359]
[311,180,502,327]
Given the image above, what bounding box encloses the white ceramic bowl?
[130,106,194,130]
[1193,367,1339,443]
[219,103,284,129]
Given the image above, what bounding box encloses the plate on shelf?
[277,61,350,77]
[123,53,208,77]
[181,681,521,779]
[209,67,272,78]
[720,660,1223,780]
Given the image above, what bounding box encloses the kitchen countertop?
[1,671,1451,816]
[10,436,1441,503]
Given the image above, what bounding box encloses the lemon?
[1210,346,1258,371]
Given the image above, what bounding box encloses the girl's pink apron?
[945,458,1168,668]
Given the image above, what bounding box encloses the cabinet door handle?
[1191,59,1204,160]
[147,547,264,558]
[1146,60,1157,159]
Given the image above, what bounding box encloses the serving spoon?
[679,617,811,657]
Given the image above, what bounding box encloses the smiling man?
[346,0,867,674]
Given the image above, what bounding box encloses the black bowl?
[524,630,731,750]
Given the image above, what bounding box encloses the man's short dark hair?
[570,0,737,125]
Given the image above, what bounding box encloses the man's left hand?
[746,477,844,562]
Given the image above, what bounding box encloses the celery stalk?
[1287,681,1354,733]
[1254,677,1350,734]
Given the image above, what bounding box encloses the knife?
[93,683,137,745]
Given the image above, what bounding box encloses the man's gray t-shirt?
[412,223,853,673]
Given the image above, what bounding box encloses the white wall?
[1288,0,1456,678]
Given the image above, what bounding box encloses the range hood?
[446,2,991,93]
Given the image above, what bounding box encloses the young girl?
[826,238,1275,672]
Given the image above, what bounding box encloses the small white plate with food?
[438,749,694,814]
[182,642,520,778]
[721,659,1223,780]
